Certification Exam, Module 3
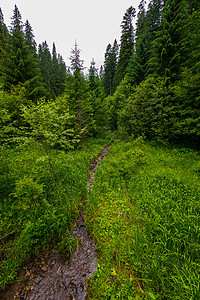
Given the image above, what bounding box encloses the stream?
[0,144,110,300]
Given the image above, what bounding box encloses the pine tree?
[103,40,118,95]
[126,0,151,85]
[115,6,136,86]
[24,19,37,52]
[0,8,8,52]
[150,0,189,83]
[51,43,66,96]
[65,41,86,127]
[88,58,98,91]
[146,0,164,41]
[38,41,54,98]
[70,40,84,74]
[0,8,9,82]
[51,42,59,96]
[1,5,44,100]
[99,65,104,81]
[57,53,66,94]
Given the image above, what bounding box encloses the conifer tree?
[88,58,98,91]
[115,6,136,86]
[1,5,44,101]
[103,40,118,95]
[57,53,66,94]
[65,41,86,127]
[51,43,66,96]
[99,65,104,81]
[150,0,189,83]
[0,8,8,54]
[51,42,59,96]
[126,0,151,85]
[0,8,9,83]
[38,41,54,98]
[24,19,37,52]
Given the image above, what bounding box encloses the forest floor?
[0,144,111,300]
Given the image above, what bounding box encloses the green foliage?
[22,99,79,150]
[22,98,81,185]
[86,139,200,299]
[115,6,136,86]
[116,74,200,145]
[0,137,108,289]
[12,176,44,208]
[106,77,132,131]
[58,231,78,259]
[150,0,190,82]
[0,86,31,144]
[103,40,118,96]
[0,6,45,101]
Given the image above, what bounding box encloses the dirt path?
[0,144,110,300]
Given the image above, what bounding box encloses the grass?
[86,137,200,299]
[0,137,109,290]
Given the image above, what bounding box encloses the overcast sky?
[1,0,141,71]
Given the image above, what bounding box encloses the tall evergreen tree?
[65,41,86,127]
[51,43,66,96]
[150,0,189,83]
[115,6,136,86]
[146,0,164,41]
[0,8,8,52]
[57,53,66,94]
[88,58,98,91]
[127,0,151,85]
[38,41,54,98]
[103,40,119,96]
[1,5,44,100]
[24,19,37,52]
[70,40,84,74]
[51,42,59,96]
[0,8,9,82]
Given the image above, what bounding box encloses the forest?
[0,0,200,299]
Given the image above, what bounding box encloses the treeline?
[101,0,200,145]
[0,5,108,148]
[0,1,200,148]
[0,5,66,100]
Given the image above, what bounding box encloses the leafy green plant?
[22,98,80,185]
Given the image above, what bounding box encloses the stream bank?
[0,144,110,300]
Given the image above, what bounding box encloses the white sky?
[1,0,141,71]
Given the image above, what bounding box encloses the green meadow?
[86,138,200,299]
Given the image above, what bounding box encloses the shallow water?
[0,144,110,300]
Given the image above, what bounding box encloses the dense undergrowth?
[0,137,109,290]
[86,137,200,299]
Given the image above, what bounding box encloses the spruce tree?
[57,53,66,94]
[51,43,66,96]
[103,40,118,95]
[0,8,9,83]
[115,6,136,86]
[51,42,59,96]
[127,0,151,85]
[150,0,189,83]
[1,5,44,101]
[65,41,86,127]
[38,41,54,98]
[24,19,37,52]
[0,8,8,53]
[88,58,98,91]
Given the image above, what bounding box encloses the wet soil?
[0,144,110,300]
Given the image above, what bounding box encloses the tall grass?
[0,137,107,289]
[86,138,200,299]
